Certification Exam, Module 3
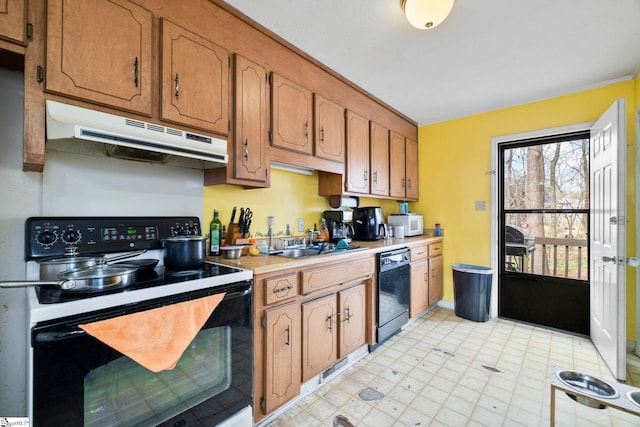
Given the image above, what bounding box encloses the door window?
[501,132,589,278]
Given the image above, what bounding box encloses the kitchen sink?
[276,248,324,258]
[274,244,366,258]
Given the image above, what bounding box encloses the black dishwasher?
[373,247,410,350]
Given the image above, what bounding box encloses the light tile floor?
[265,307,640,427]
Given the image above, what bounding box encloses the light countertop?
[207,235,443,275]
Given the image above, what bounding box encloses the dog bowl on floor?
[627,390,640,408]
[556,370,619,409]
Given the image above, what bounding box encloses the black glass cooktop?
[35,262,244,304]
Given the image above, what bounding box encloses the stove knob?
[36,230,57,246]
[62,230,82,244]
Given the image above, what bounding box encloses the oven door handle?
[34,328,87,343]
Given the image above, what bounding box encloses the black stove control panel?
[26,217,201,260]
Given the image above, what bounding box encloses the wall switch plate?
[298,218,304,232]
[475,201,487,211]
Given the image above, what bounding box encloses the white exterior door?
[590,98,626,380]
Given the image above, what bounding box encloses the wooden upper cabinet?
[0,0,26,46]
[370,121,390,196]
[389,131,406,198]
[233,54,267,183]
[345,110,370,194]
[161,18,229,135]
[314,94,344,162]
[270,72,312,154]
[46,0,152,115]
[405,138,419,200]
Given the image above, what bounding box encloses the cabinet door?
[389,131,406,198]
[263,302,300,414]
[270,73,312,154]
[234,54,267,183]
[405,138,419,200]
[314,94,345,162]
[345,110,370,193]
[370,121,390,196]
[161,19,229,134]
[410,259,428,318]
[0,0,26,45]
[46,0,152,115]
[338,284,366,358]
[428,255,444,306]
[301,294,337,381]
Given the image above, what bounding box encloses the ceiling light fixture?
[402,0,455,30]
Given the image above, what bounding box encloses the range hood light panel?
[45,100,228,165]
[271,162,314,176]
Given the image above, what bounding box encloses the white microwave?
[387,213,424,237]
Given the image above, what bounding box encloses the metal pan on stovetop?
[0,249,151,293]
[37,248,149,280]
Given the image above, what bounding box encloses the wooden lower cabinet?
[301,294,337,381]
[338,284,367,357]
[410,256,429,317]
[410,241,444,318]
[301,284,366,382]
[262,301,301,415]
[255,256,374,421]
[428,255,443,306]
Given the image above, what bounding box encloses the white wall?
[0,67,206,415]
[0,68,40,415]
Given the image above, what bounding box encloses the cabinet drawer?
[428,242,443,257]
[264,273,298,305]
[411,245,428,261]
[301,257,374,295]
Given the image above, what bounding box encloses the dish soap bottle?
[320,218,330,242]
[209,210,222,256]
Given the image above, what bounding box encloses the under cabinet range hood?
[45,101,228,165]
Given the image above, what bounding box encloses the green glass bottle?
[209,210,222,256]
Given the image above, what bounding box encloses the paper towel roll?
[328,196,359,209]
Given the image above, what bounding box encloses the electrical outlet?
[298,218,304,232]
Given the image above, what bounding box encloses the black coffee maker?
[322,210,354,243]
[352,206,386,241]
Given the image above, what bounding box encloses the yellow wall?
[415,79,637,338]
[203,169,398,239]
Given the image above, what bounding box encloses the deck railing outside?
[507,237,588,280]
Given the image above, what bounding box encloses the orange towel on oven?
[79,294,225,372]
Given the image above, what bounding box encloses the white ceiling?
[224,0,640,126]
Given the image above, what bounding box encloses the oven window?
[84,326,231,426]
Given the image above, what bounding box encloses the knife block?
[225,223,249,245]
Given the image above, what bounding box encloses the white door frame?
[489,122,594,319]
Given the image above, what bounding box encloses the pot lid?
[40,255,96,265]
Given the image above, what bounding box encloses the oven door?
[31,281,252,427]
